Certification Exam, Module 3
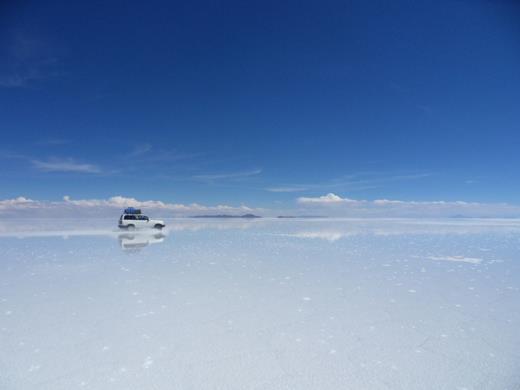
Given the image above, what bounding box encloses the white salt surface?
[1,218,520,389]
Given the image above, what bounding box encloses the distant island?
[191,214,262,219]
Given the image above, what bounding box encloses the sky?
[1,0,520,217]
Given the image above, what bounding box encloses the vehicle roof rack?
[124,207,142,214]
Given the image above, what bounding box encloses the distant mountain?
[191,214,261,219]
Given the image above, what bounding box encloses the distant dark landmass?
[191,214,261,219]
[277,215,328,219]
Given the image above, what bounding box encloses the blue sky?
[1,1,519,215]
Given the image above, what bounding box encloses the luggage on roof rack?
[124,207,142,214]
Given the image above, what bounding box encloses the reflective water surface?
[1,218,520,389]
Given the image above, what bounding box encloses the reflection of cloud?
[278,218,520,242]
[426,255,482,265]
[0,227,157,239]
[2,218,520,240]
[285,231,348,242]
[0,224,168,252]
[167,219,261,232]
[0,218,265,237]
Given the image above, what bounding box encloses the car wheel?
[127,224,135,231]
[154,224,163,230]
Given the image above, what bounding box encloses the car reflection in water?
[118,231,166,252]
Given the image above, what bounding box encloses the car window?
[124,215,137,220]
[138,215,149,221]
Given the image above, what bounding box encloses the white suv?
[118,209,165,230]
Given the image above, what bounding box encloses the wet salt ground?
[1,218,520,389]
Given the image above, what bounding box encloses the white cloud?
[32,158,101,173]
[373,199,404,205]
[265,186,308,193]
[63,195,254,213]
[268,172,431,194]
[0,195,256,217]
[296,193,520,218]
[0,32,59,88]
[297,193,362,205]
[129,143,152,157]
[2,193,520,219]
[0,151,102,174]
[0,196,37,209]
[193,169,262,181]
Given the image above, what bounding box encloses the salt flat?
[1,218,519,389]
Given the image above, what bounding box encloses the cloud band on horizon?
[1,193,520,218]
